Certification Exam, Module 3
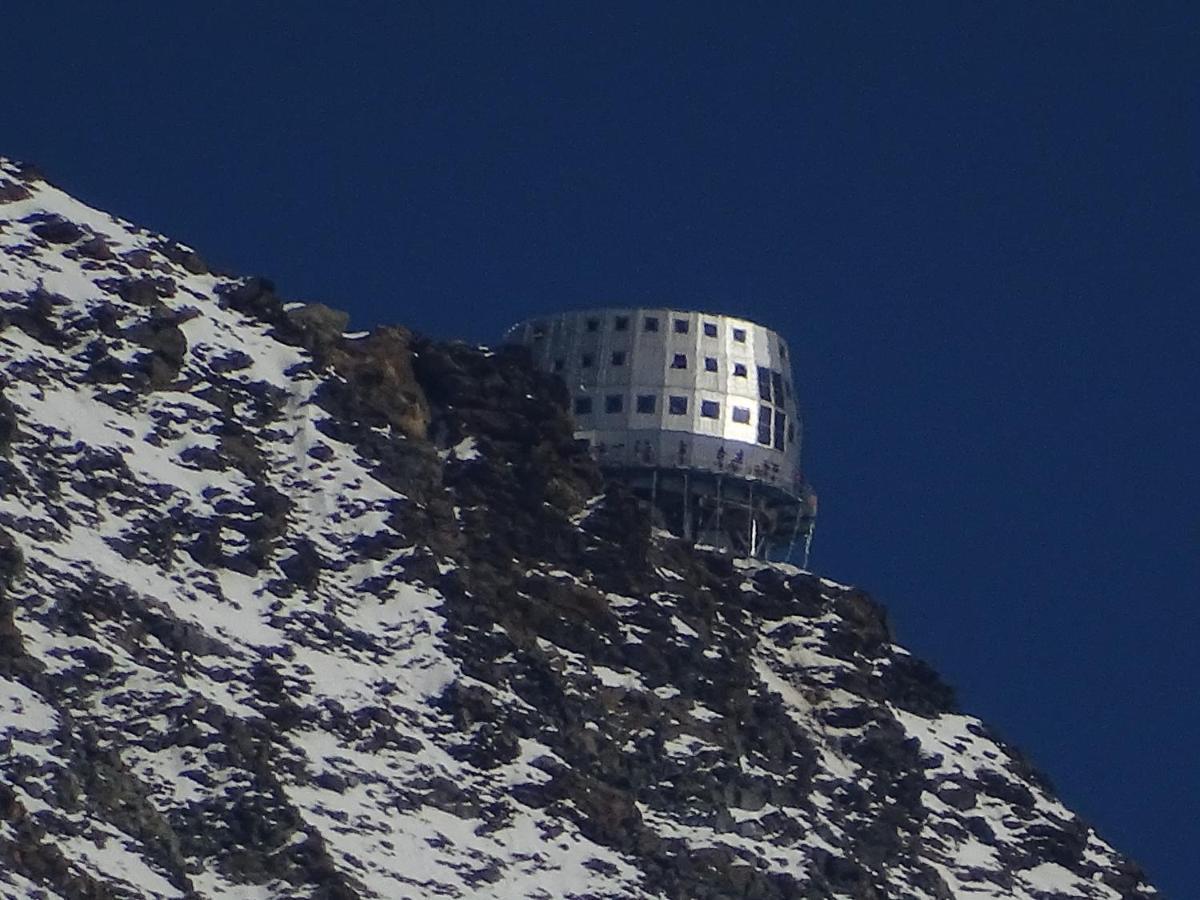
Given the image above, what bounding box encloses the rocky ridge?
[0,158,1159,899]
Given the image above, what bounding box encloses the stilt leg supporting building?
[610,466,816,564]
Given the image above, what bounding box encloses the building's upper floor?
[504,308,804,486]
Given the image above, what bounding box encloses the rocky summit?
[0,158,1157,899]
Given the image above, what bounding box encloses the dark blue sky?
[6,3,1197,893]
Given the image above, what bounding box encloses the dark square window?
[774,410,787,450]
[575,397,593,415]
[700,400,720,418]
[788,422,796,444]
[732,406,751,424]
[757,405,772,444]
[671,353,688,369]
[674,318,689,334]
[611,350,626,366]
[704,356,718,372]
[703,322,718,337]
[636,394,656,414]
[605,394,623,414]
[668,395,688,415]
[615,315,630,331]
[733,363,748,377]
[586,318,600,332]
[772,371,784,401]
[581,353,595,368]
[644,316,659,332]
[733,327,747,343]
[553,358,564,372]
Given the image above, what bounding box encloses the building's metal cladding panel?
[504,308,805,496]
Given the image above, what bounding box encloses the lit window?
[636,394,656,414]
[644,316,659,332]
[605,394,623,414]
[671,353,688,369]
[586,318,600,332]
[553,358,564,372]
[700,400,720,418]
[615,315,630,331]
[575,397,593,415]
[732,406,751,424]
[704,356,718,372]
[733,327,746,343]
[757,405,772,444]
[674,318,689,334]
[733,363,748,377]
[668,395,688,415]
[611,350,626,366]
[581,353,595,368]
[703,322,718,337]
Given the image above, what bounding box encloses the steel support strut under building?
[505,307,817,563]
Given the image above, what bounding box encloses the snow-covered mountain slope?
[0,158,1157,899]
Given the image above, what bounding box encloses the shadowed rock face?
[0,157,1159,900]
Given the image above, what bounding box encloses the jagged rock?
[29,213,85,244]
[283,302,349,358]
[0,529,27,669]
[0,384,16,454]
[74,235,115,261]
[210,349,254,373]
[98,274,178,306]
[935,782,978,811]
[278,537,324,592]
[127,311,188,366]
[217,275,283,323]
[125,309,189,389]
[4,286,68,347]
[150,238,209,275]
[0,179,32,203]
[319,326,430,439]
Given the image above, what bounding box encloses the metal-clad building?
[504,308,816,561]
